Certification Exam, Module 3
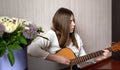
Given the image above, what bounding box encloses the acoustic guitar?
[56,42,120,70]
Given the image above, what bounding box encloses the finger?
[65,61,70,65]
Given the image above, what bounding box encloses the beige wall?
[0,0,111,70]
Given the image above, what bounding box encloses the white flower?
[0,17,20,33]
[0,16,12,23]
[3,22,18,33]
[18,19,31,27]
[24,26,30,30]
[23,20,32,25]
[12,18,20,28]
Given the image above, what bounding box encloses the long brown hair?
[52,7,78,48]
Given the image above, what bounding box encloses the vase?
[0,49,27,70]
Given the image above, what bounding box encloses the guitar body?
[56,48,76,60]
[56,48,82,70]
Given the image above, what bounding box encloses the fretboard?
[70,50,104,65]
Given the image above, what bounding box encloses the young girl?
[27,7,109,70]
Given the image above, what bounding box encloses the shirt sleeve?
[27,37,50,59]
[27,45,49,59]
[27,29,56,59]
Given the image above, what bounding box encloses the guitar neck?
[70,42,120,66]
[71,50,104,65]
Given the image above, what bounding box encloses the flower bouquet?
[0,16,46,66]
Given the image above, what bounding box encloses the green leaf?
[0,48,6,57]
[0,40,7,47]
[7,49,15,66]
[8,44,22,50]
[17,36,27,45]
[37,27,44,33]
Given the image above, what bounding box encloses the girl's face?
[70,15,75,33]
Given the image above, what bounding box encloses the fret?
[78,57,83,62]
[94,52,97,57]
[75,59,78,63]
[89,53,92,59]
[96,51,100,56]
[91,53,95,58]
[91,53,94,58]
[88,54,91,60]
[85,55,90,61]
[96,51,99,56]
[94,52,98,57]
[86,54,90,60]
[100,50,103,55]
[83,56,86,61]
[95,52,98,57]
[82,56,85,61]
[98,51,101,56]
[97,51,100,55]
[76,58,80,64]
[84,55,88,61]
[92,52,95,58]
[81,56,84,62]
[78,56,81,62]
[99,50,103,55]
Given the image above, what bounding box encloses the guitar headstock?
[108,42,120,52]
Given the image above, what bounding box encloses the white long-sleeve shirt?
[27,30,86,59]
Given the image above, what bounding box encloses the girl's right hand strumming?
[46,54,70,65]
